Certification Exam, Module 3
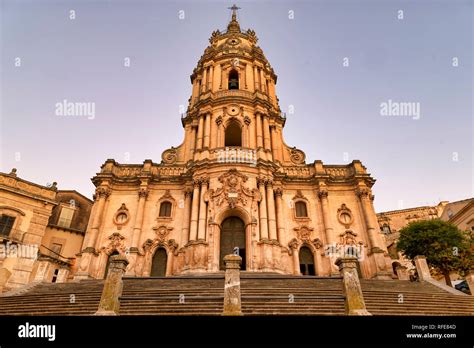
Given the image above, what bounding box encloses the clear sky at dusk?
[1,0,472,212]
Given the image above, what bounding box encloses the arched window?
[159,202,172,217]
[225,121,242,147]
[295,202,308,217]
[228,70,239,90]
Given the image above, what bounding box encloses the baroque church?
[74,8,394,281]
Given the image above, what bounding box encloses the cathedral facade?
[75,11,393,281]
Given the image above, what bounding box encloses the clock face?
[116,213,127,223]
[227,104,240,116]
[339,212,352,225]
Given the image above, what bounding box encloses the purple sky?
[1,0,472,212]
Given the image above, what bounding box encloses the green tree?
[397,219,473,286]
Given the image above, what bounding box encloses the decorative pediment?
[152,224,173,241]
[338,230,360,246]
[142,237,179,256]
[102,232,126,254]
[292,190,308,201]
[209,169,259,209]
[293,225,314,242]
[158,189,176,203]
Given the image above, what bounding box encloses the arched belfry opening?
[228,69,239,90]
[151,248,168,277]
[225,121,242,147]
[299,246,315,276]
[219,217,246,270]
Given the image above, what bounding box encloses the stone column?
[260,69,266,92]
[203,113,211,149]
[128,187,148,276]
[289,240,300,275]
[335,257,371,316]
[271,126,280,162]
[210,114,217,149]
[197,178,208,241]
[256,112,263,148]
[266,181,277,241]
[249,116,256,149]
[395,265,410,280]
[208,65,214,91]
[253,66,259,91]
[262,115,271,151]
[216,117,223,148]
[201,67,207,93]
[189,126,196,158]
[189,180,201,241]
[220,64,224,89]
[196,115,204,151]
[357,187,380,251]
[222,254,242,316]
[95,255,129,316]
[131,188,148,249]
[274,188,285,242]
[181,189,193,245]
[241,65,246,89]
[56,267,70,283]
[84,187,109,249]
[318,188,335,245]
[414,255,432,281]
[258,178,269,240]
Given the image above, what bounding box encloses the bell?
[229,79,239,90]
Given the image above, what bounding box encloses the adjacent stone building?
[75,10,393,281]
[377,198,474,279]
[0,169,92,292]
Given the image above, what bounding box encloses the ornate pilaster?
[356,186,379,251]
[262,115,271,151]
[181,188,193,245]
[274,187,284,242]
[189,179,201,241]
[197,177,209,240]
[127,186,149,276]
[266,180,277,241]
[256,112,263,148]
[203,113,211,149]
[257,177,269,240]
[85,187,110,250]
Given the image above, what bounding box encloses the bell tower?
[178,4,284,165]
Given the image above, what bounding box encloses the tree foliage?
[397,219,473,285]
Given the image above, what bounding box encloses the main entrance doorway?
[151,248,167,276]
[299,246,316,275]
[219,217,246,270]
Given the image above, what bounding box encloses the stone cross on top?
[228,4,241,21]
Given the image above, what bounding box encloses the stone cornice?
[0,172,58,204]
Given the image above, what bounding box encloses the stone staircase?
[360,280,474,316]
[240,273,346,315]
[0,274,472,316]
